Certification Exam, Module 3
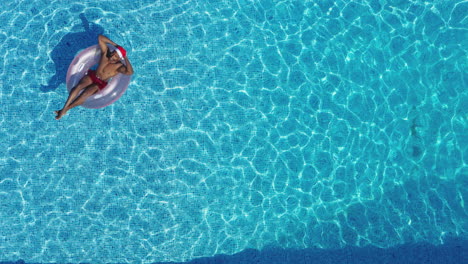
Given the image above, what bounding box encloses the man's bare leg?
[62,83,88,108]
[55,77,92,118]
[55,84,99,120]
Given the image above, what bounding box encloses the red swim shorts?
[87,70,108,90]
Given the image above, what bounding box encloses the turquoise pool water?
[0,0,466,263]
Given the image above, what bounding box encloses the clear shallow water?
[0,0,467,262]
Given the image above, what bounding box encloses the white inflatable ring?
[66,44,131,109]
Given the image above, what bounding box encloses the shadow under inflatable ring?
[65,44,131,109]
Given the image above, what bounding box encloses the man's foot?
[55,110,66,120]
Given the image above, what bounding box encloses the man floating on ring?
[55,35,134,120]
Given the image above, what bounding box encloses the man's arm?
[98,35,118,54]
[119,56,134,75]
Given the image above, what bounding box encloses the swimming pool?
[0,0,466,263]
